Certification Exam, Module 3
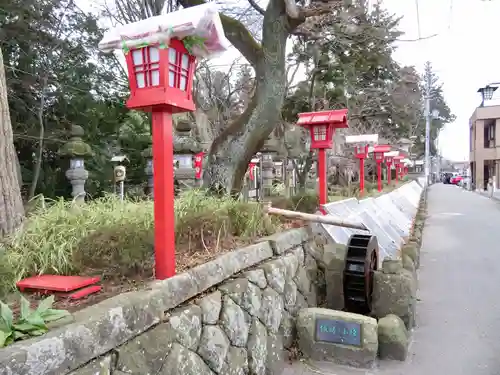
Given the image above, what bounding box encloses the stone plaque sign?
[315,318,362,346]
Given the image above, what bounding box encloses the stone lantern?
[285,160,296,196]
[260,136,279,197]
[58,125,93,204]
[173,119,202,189]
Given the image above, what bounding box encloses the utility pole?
[424,71,431,186]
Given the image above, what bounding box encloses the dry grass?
[0,181,404,299]
[0,189,280,297]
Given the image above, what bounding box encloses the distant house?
[469,103,500,190]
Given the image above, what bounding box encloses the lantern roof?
[372,144,391,153]
[345,133,378,145]
[98,3,230,58]
[384,151,400,158]
[296,109,348,128]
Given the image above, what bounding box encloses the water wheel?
[343,234,379,315]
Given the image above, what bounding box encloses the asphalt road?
[284,184,500,375]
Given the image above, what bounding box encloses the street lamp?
[478,85,498,107]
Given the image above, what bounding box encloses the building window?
[484,121,495,148]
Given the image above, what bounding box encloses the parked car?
[443,172,453,184]
[450,175,463,185]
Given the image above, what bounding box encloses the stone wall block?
[220,296,250,347]
[291,245,305,266]
[115,323,175,374]
[247,318,268,375]
[372,265,417,329]
[265,332,284,375]
[260,228,309,255]
[243,269,267,289]
[283,279,298,311]
[219,278,249,305]
[220,347,248,375]
[164,305,202,351]
[197,325,231,373]
[377,314,409,361]
[281,252,299,281]
[279,310,295,349]
[259,287,284,333]
[260,260,286,294]
[162,343,214,375]
[196,291,223,325]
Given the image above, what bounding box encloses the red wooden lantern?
[297,110,348,149]
[125,40,196,112]
[393,155,404,181]
[354,145,369,196]
[354,145,369,159]
[296,109,348,209]
[98,2,232,281]
[372,145,391,192]
[122,40,198,280]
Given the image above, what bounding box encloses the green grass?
[0,181,404,297]
[0,189,279,296]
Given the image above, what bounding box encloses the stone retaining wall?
[0,228,327,375]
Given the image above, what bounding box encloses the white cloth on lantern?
[98,3,230,58]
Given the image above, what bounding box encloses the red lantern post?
[124,40,197,279]
[354,144,369,196]
[385,155,394,185]
[98,4,231,280]
[372,145,391,192]
[393,155,404,182]
[296,109,349,208]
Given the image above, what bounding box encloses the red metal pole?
[395,164,399,181]
[377,161,382,192]
[152,110,176,280]
[387,163,391,185]
[318,148,327,207]
[359,157,365,196]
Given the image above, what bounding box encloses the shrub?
[270,191,319,213]
[0,190,279,296]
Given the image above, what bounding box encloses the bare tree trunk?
[28,76,47,200]
[202,9,289,195]
[0,48,24,236]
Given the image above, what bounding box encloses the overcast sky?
[381,0,500,162]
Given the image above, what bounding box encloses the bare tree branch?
[247,0,265,16]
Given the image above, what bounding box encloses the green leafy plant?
[0,295,70,347]
[181,35,207,54]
